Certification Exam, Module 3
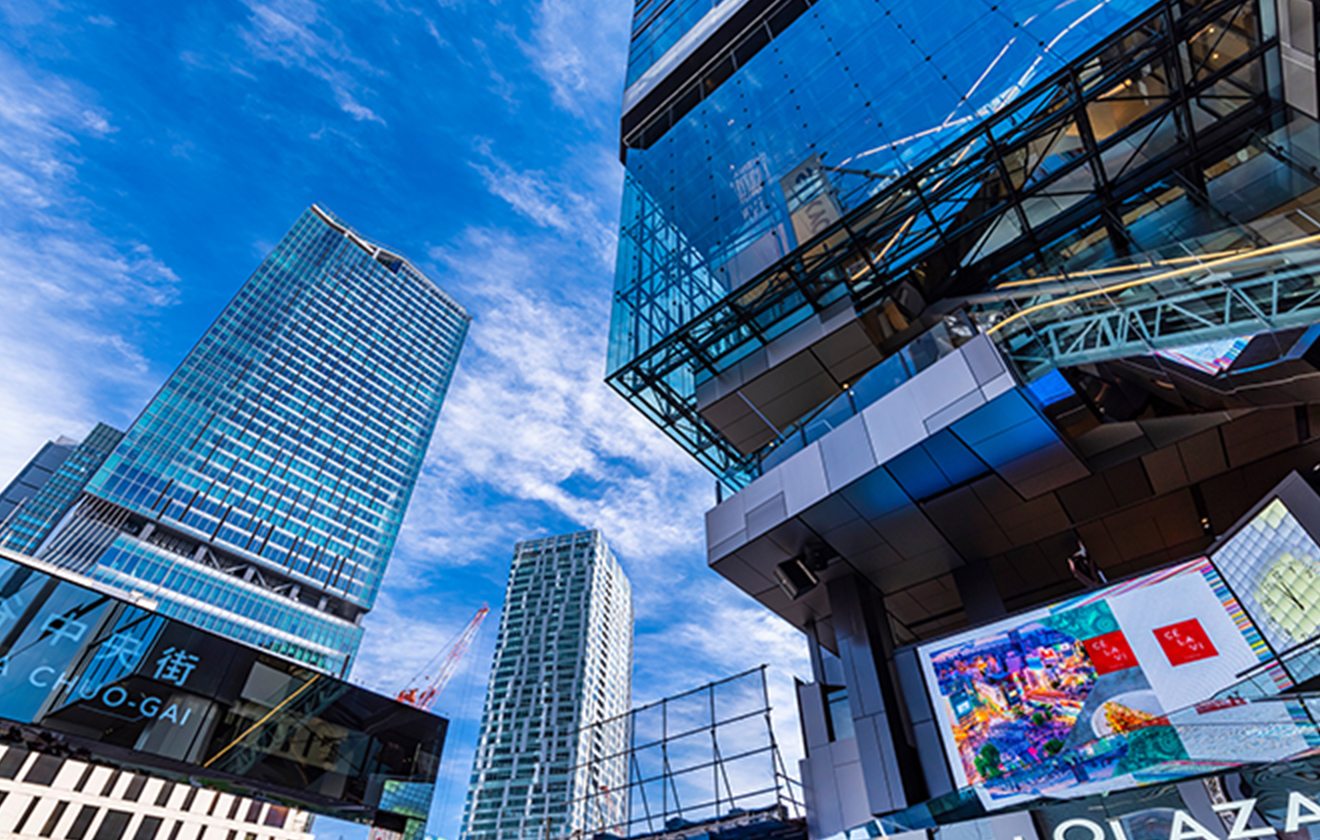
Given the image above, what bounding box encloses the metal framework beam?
[606,0,1300,488]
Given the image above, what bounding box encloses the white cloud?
[0,52,178,477]
[469,142,621,267]
[347,141,812,836]
[237,0,387,124]
[521,0,631,116]
[409,225,709,569]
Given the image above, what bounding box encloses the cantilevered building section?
[462,530,633,840]
[30,206,470,676]
[608,0,1320,836]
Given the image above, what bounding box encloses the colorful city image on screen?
[926,599,1179,794]
[919,558,1296,804]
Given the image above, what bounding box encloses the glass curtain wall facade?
[35,206,470,676]
[607,0,1320,489]
[609,0,1155,382]
[0,423,124,556]
[0,549,446,837]
[606,0,1320,836]
[0,438,79,527]
[461,531,633,840]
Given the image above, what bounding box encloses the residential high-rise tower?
[28,205,470,676]
[461,530,633,840]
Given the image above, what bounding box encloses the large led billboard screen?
[1211,495,1320,677]
[916,557,1308,806]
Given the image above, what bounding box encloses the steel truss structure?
[560,667,801,840]
[606,0,1319,489]
[979,236,1320,379]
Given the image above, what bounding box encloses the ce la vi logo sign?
[1042,792,1320,840]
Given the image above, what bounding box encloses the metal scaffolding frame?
[559,666,802,840]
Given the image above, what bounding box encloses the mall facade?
[607,0,1320,838]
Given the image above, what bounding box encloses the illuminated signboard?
[915,473,1320,807]
[916,558,1304,806]
[1153,335,1254,374]
[0,551,445,832]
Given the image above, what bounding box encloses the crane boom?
[397,603,489,712]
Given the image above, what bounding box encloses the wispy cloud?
[521,0,631,116]
[236,0,387,124]
[469,141,621,266]
[0,51,178,476]
[422,233,704,561]
[350,139,810,837]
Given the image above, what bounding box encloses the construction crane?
[396,603,489,712]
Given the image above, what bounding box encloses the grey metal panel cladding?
[963,335,1008,386]
[941,812,1041,840]
[913,719,955,799]
[780,444,830,515]
[822,650,846,685]
[820,414,877,491]
[797,680,832,751]
[853,712,907,815]
[834,744,877,833]
[892,648,931,725]
[827,576,911,813]
[827,579,887,719]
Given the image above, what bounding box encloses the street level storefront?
[0,547,446,838]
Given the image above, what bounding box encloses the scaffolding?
[562,666,803,840]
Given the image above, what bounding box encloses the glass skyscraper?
[0,435,81,526]
[29,205,469,676]
[461,530,633,840]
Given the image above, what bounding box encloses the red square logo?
[1154,619,1219,666]
[1082,630,1138,673]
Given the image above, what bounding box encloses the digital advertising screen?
[917,558,1307,807]
[1211,496,1320,681]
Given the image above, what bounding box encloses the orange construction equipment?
[397,603,489,712]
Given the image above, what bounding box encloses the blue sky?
[0,0,808,837]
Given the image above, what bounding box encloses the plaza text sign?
[1046,792,1320,840]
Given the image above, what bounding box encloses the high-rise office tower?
[462,530,633,840]
[607,0,1320,836]
[29,205,469,676]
